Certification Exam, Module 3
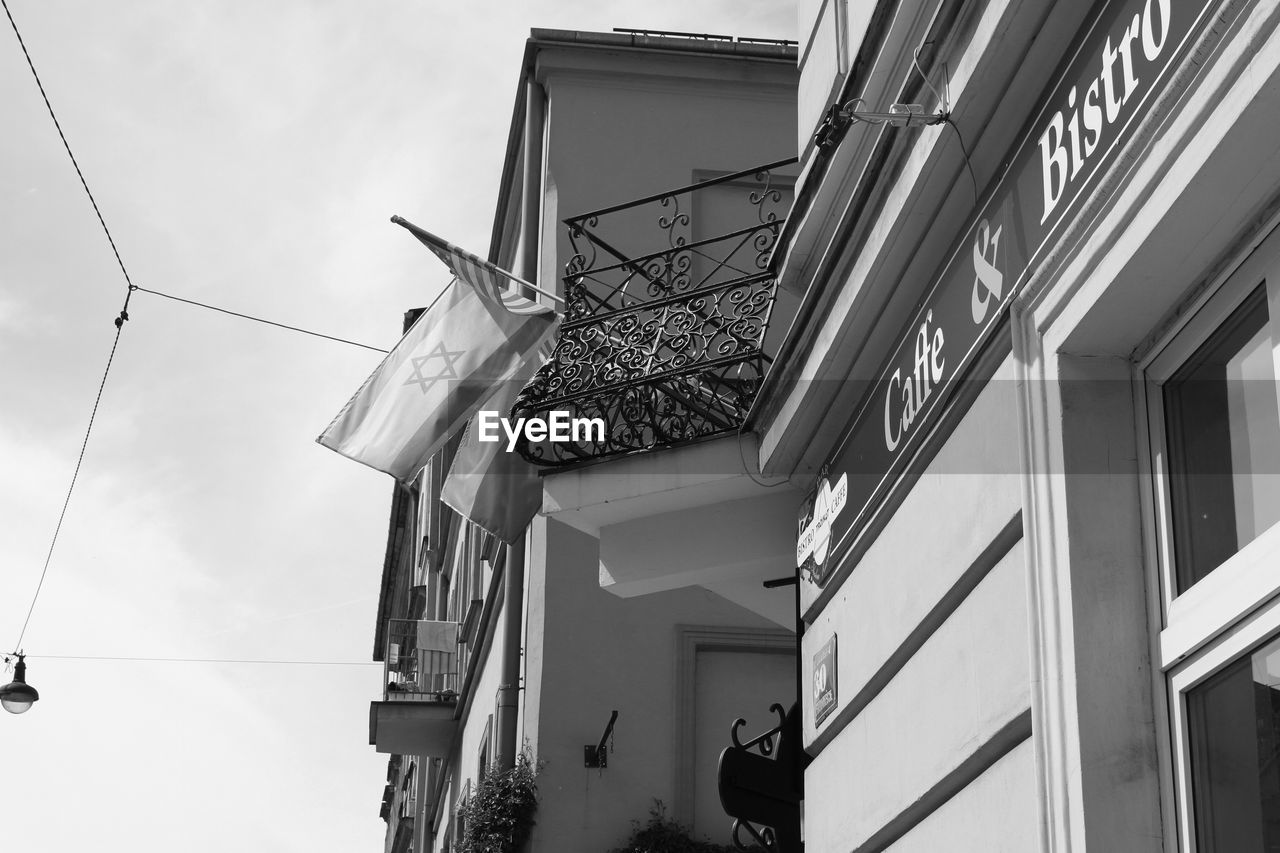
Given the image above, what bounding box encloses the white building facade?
[519,1,1280,851]
[369,30,801,853]
[756,0,1280,849]
[370,2,1280,849]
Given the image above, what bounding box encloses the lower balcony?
[542,433,800,628]
[370,619,459,756]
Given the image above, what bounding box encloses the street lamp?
[1,653,39,714]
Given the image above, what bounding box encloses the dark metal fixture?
[584,709,618,768]
[718,702,804,853]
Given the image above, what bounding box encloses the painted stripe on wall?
[807,509,1024,758]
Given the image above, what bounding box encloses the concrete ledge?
[369,700,458,757]
[542,435,796,535]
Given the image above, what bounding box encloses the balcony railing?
[513,157,796,467]
[383,619,458,703]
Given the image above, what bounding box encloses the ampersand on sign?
[970,219,1004,324]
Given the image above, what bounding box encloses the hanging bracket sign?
[797,472,848,583]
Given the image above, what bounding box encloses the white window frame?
[1140,218,1280,852]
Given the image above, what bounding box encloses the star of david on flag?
[403,343,465,395]
[317,218,558,481]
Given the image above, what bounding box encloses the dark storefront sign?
[801,0,1219,586]
[812,635,838,726]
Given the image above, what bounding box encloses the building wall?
[880,739,1038,852]
[523,517,795,851]
[408,33,803,853]
[691,646,794,837]
[515,38,802,851]
[481,4,1280,853]
[536,47,796,298]
[452,609,506,833]
[770,0,1280,850]
[800,355,1031,850]
[1014,4,1280,848]
[795,0,880,159]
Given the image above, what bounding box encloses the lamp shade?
[1,655,38,714]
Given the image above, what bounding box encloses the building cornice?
[488,29,798,268]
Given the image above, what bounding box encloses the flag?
[390,216,550,316]
[317,219,558,481]
[440,352,550,544]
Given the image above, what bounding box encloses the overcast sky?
[0,2,795,851]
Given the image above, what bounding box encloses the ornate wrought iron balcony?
[514,157,797,467]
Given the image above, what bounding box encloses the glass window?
[1163,285,1280,593]
[1187,634,1280,851]
[1148,223,1280,853]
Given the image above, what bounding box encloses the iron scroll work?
[717,701,805,852]
[513,158,796,466]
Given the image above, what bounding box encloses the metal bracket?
[583,744,607,768]
[583,709,618,768]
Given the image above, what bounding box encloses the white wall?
[538,52,796,296]
[692,646,795,838]
[882,739,1039,852]
[523,518,794,852]
[801,355,1034,850]
[510,38,803,852]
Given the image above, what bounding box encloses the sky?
[0,2,795,851]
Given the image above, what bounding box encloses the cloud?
[0,2,797,851]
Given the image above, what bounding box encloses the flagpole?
[390,215,565,308]
[497,271,565,308]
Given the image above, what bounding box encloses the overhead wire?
[1,0,387,355]
[910,45,980,208]
[30,654,381,667]
[11,299,133,657]
[2,3,393,653]
[911,43,946,113]
[4,0,141,654]
[944,117,980,207]
[909,43,979,207]
[2,0,134,292]
[133,286,390,353]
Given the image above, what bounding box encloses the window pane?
[1188,634,1280,851]
[1164,286,1280,593]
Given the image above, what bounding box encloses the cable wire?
[14,297,132,652]
[945,117,981,207]
[912,44,946,111]
[134,286,389,353]
[2,0,145,653]
[1,3,387,655]
[9,280,386,651]
[909,42,979,208]
[31,654,381,667]
[2,0,388,355]
[2,0,135,292]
